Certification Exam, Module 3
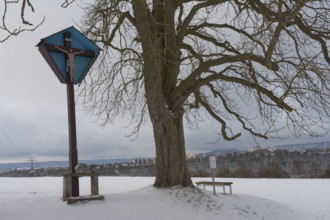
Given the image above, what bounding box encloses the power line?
[0,128,19,158]
[27,157,37,175]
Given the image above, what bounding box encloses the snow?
[0,177,329,220]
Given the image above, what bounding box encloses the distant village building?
[186,153,196,160]
[134,158,156,165]
[248,146,262,152]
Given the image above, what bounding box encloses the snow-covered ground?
[0,177,329,220]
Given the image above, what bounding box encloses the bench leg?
[229,185,232,195]
[63,176,72,201]
[91,175,99,196]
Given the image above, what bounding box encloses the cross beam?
[42,44,95,57]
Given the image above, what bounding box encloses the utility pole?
[27,157,37,176]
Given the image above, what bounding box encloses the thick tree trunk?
[143,55,193,187]
[132,0,192,187]
[150,106,193,187]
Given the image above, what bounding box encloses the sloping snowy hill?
[0,177,329,220]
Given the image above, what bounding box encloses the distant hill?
[206,148,242,156]
[271,141,330,151]
[0,158,135,171]
[2,140,329,172]
[202,141,330,157]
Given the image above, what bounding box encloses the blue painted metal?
[37,26,101,84]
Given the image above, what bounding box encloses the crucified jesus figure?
[55,46,84,82]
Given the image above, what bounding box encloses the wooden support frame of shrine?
[62,173,104,204]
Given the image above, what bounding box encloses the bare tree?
[80,0,330,187]
[0,0,45,43]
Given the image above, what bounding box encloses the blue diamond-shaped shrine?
[37,26,101,84]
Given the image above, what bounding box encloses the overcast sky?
[0,1,328,163]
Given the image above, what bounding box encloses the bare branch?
[81,0,330,142]
[61,0,75,8]
[195,90,242,141]
[1,0,45,43]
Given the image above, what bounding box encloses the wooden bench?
[195,181,233,195]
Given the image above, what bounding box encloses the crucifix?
[38,27,101,201]
[44,32,95,83]
[45,32,95,197]
[54,46,84,82]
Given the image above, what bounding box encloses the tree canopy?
[78,0,330,186]
[81,0,330,140]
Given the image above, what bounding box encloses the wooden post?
[209,155,217,195]
[63,174,71,200]
[64,32,79,197]
[211,168,216,195]
[91,174,99,195]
